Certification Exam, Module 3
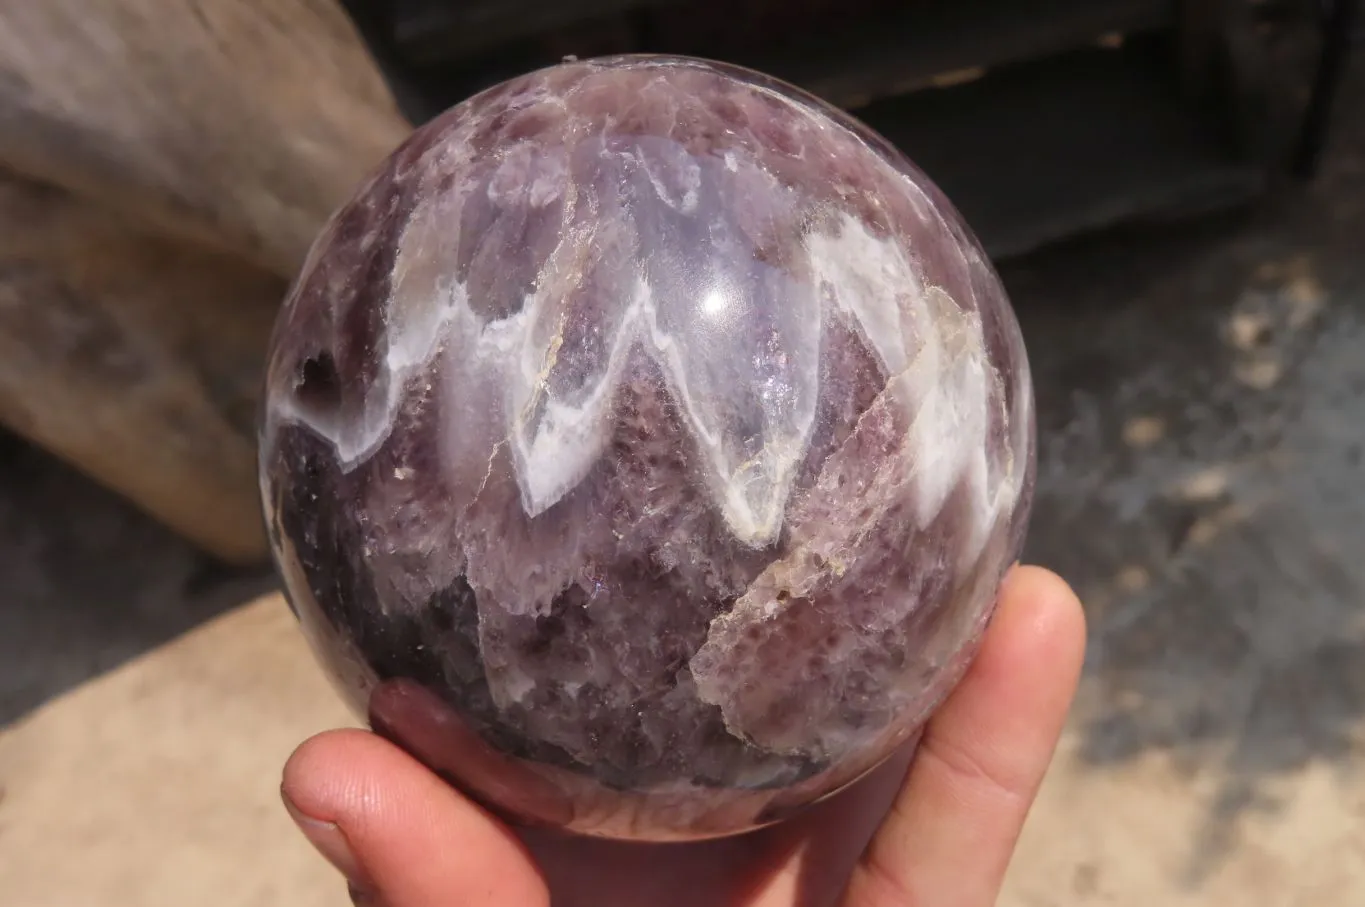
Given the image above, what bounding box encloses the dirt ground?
[2,68,1363,907]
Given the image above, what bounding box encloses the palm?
[520,745,914,907]
[280,567,1085,907]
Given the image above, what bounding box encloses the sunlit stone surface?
[260,54,1035,841]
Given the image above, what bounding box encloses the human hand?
[280,565,1085,907]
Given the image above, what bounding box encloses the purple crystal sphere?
[260,55,1035,841]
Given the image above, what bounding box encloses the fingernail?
[281,787,370,886]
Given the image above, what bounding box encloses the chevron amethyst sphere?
[260,55,1035,841]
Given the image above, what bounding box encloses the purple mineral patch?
[260,54,1035,841]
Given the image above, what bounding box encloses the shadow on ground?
[1008,76,1365,883]
[0,433,275,725]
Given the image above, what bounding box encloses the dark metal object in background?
[341,0,1355,258]
[1294,0,1362,177]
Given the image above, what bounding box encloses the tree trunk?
[0,1,413,560]
[0,0,411,275]
[0,176,283,564]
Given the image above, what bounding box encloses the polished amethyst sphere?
[260,55,1035,841]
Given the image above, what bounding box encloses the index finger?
[841,565,1087,907]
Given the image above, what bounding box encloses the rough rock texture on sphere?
[260,54,1036,841]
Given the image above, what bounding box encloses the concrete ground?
[3,74,1364,907]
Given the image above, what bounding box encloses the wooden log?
[0,1,413,559]
[0,0,412,275]
[0,174,283,564]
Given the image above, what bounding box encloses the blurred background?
[0,1,1361,904]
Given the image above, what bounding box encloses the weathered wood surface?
[0,176,283,563]
[0,0,411,274]
[0,1,413,561]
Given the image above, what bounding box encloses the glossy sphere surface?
[260,55,1035,841]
